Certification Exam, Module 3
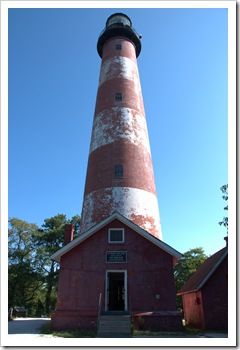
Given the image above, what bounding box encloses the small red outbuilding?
[51,212,182,332]
[178,245,228,331]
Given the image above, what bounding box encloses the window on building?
[115,92,122,101]
[114,164,123,178]
[108,229,125,243]
[116,44,122,50]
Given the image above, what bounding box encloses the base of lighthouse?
[51,213,182,333]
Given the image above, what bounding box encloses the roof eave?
[177,289,199,296]
[51,212,182,262]
[177,249,228,295]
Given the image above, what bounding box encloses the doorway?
[105,271,127,311]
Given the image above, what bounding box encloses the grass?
[40,321,96,338]
[133,327,228,338]
[133,330,189,338]
[40,321,227,338]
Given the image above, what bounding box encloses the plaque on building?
[106,251,127,263]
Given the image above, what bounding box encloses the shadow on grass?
[40,322,96,338]
[133,327,228,338]
[40,322,227,338]
[133,330,189,338]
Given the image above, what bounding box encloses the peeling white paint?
[90,107,151,154]
[80,190,95,233]
[99,56,141,93]
[99,56,138,84]
[80,187,162,239]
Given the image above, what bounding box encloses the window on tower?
[115,92,122,101]
[116,44,122,50]
[114,164,123,178]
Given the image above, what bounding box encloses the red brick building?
[52,213,182,331]
[178,245,228,330]
[51,13,182,334]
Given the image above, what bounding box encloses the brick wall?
[52,219,179,330]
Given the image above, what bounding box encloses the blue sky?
[8,8,228,256]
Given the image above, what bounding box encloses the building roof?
[51,211,182,262]
[177,247,228,295]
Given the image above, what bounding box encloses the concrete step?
[98,326,130,332]
[97,314,132,338]
[98,328,130,333]
[100,315,131,320]
[99,323,130,326]
[98,325,130,330]
[99,321,131,326]
[101,311,129,316]
[98,333,131,338]
[98,332,131,337]
[99,320,131,323]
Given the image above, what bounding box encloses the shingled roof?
[177,246,228,295]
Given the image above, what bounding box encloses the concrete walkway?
[8,317,52,337]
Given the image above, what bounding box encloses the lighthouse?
[80,13,162,239]
[52,13,182,334]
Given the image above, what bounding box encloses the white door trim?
[105,270,127,312]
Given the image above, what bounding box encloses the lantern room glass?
[106,14,131,28]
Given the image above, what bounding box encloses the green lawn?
[40,322,227,338]
[40,321,96,338]
[133,328,227,338]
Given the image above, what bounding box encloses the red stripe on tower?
[80,13,162,239]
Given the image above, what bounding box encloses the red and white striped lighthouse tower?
[80,13,162,239]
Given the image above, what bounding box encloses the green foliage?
[8,218,43,312]
[8,214,80,316]
[8,218,38,265]
[34,214,68,314]
[219,184,228,233]
[174,247,207,310]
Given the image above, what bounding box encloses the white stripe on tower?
[90,107,151,154]
[81,187,161,237]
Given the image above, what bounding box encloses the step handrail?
[97,292,102,331]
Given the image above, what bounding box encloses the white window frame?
[105,270,128,312]
[108,228,125,243]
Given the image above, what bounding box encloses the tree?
[8,218,43,313]
[174,247,208,309]
[219,184,228,233]
[34,214,67,315]
[33,214,81,315]
[8,214,81,316]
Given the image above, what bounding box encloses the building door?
[106,271,127,311]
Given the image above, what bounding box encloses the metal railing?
[97,292,102,331]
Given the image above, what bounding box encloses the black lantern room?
[97,13,142,58]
